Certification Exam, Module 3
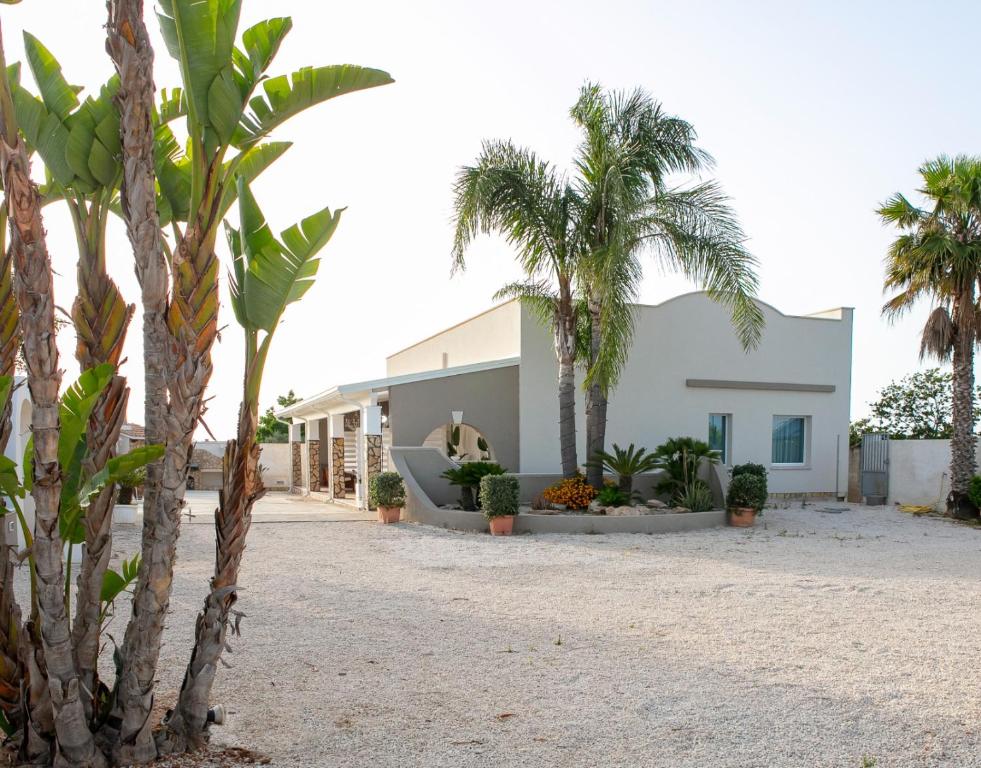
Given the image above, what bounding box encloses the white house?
[278,292,854,505]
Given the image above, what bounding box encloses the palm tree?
[452,141,584,477]
[880,155,981,517]
[571,84,763,488]
[587,443,658,494]
[166,179,337,742]
[0,22,106,765]
[11,34,137,721]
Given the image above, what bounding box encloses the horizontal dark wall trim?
[686,378,836,393]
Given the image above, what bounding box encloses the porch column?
[329,414,346,500]
[289,422,303,493]
[363,405,383,510]
[306,419,321,492]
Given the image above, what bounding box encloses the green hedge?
[726,473,766,511]
[480,473,519,518]
[369,472,405,508]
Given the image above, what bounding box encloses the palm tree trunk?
[161,403,263,750]
[948,305,976,512]
[106,4,173,762]
[1,115,106,768]
[70,224,134,724]
[585,297,607,489]
[555,303,578,478]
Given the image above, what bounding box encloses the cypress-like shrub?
[480,473,520,518]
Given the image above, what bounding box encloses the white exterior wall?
[258,443,291,490]
[386,302,521,377]
[518,294,854,495]
[884,439,968,508]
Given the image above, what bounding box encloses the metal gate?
[860,433,889,505]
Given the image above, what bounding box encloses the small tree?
[255,390,300,443]
[850,369,981,445]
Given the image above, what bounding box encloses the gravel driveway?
[107,496,981,768]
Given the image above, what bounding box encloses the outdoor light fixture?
[451,410,464,425]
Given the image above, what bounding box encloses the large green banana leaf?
[228,178,338,334]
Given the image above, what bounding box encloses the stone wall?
[291,441,302,491]
[330,437,345,499]
[307,440,320,492]
[365,434,383,509]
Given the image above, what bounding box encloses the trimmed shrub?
[369,472,405,508]
[542,475,596,510]
[480,473,519,518]
[727,473,766,511]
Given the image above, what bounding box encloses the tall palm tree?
[572,84,763,488]
[0,22,106,766]
[11,34,137,721]
[166,179,336,743]
[106,3,391,759]
[880,155,981,517]
[453,141,584,477]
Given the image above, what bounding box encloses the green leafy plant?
[369,472,405,509]
[116,467,146,506]
[480,474,519,518]
[677,481,714,512]
[653,437,720,497]
[587,442,658,494]
[441,461,506,510]
[596,485,630,507]
[727,473,766,511]
[968,475,981,510]
[731,463,768,508]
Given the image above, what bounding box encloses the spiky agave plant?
[164,179,336,745]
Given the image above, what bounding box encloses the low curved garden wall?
[389,446,727,535]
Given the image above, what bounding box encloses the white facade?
[284,293,853,498]
[520,293,853,494]
[379,293,853,496]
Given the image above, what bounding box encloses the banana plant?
[167,177,337,741]
[117,3,391,756]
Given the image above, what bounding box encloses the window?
[772,416,807,465]
[708,413,730,464]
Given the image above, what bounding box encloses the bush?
[731,462,767,480]
[542,475,596,510]
[441,461,506,510]
[117,467,146,506]
[480,474,519,518]
[968,475,981,510]
[727,473,766,511]
[596,485,630,507]
[369,472,405,508]
[676,481,714,512]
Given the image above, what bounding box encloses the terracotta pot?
[488,515,514,536]
[377,506,401,524]
[727,507,756,528]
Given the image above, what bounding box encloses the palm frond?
[920,306,955,361]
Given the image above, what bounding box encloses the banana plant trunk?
[70,224,134,723]
[1,122,106,767]
[115,227,217,762]
[948,294,976,515]
[0,229,22,732]
[162,401,263,749]
[555,300,578,478]
[585,297,607,489]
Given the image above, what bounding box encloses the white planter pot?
[114,503,140,525]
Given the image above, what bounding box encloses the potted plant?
[369,472,405,524]
[114,468,145,524]
[726,472,766,527]
[441,461,506,510]
[481,473,520,536]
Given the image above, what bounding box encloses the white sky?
[3,1,979,439]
